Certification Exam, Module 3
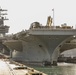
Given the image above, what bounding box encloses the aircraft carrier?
[3,15,76,66]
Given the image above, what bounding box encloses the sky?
[0,0,76,34]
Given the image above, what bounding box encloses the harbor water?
[29,62,76,75]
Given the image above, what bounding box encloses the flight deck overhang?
[28,29,76,35]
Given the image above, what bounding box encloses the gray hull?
[4,28,76,65]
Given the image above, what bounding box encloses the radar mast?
[0,7,9,37]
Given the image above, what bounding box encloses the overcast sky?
[1,0,76,34]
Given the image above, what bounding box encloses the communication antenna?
[0,7,7,17]
[52,8,55,26]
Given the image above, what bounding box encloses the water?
[29,62,76,75]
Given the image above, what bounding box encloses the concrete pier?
[0,59,47,75]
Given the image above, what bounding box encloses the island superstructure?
[4,16,76,66]
[0,7,9,54]
[0,7,9,37]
